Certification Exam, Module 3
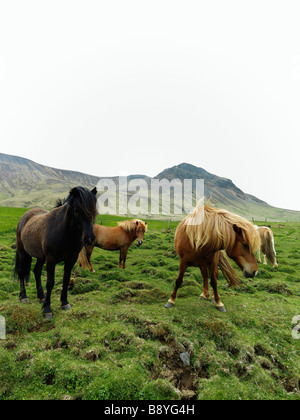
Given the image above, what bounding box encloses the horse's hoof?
[165,302,174,308]
[217,306,226,313]
[61,304,71,311]
[44,312,53,320]
[20,298,30,304]
[199,296,207,301]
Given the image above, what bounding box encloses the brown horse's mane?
[181,203,260,254]
[117,219,147,233]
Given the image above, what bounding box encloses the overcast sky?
[1,1,300,210]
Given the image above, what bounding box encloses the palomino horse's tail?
[78,248,90,270]
[218,251,240,288]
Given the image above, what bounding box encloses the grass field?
[0,207,299,400]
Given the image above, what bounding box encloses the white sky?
[0,0,300,211]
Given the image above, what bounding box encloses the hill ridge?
[0,153,299,222]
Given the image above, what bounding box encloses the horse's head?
[227,224,260,279]
[135,220,147,246]
[69,187,98,246]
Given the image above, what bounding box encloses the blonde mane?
[180,204,260,254]
[117,219,147,233]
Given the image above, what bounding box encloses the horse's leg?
[165,259,187,308]
[199,265,210,300]
[122,251,127,269]
[33,258,46,302]
[209,255,226,312]
[257,249,262,263]
[118,250,122,268]
[42,258,56,319]
[16,250,32,304]
[118,248,126,269]
[121,247,128,269]
[61,258,77,310]
[263,254,268,265]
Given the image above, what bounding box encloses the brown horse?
[15,187,98,319]
[255,226,278,268]
[78,219,147,271]
[165,203,260,312]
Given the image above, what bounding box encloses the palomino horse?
[78,219,147,271]
[165,203,260,312]
[255,226,278,268]
[15,187,98,319]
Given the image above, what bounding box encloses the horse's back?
[94,225,127,250]
[17,208,49,258]
[256,226,273,242]
[17,208,48,234]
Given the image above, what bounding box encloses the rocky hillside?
[156,163,265,206]
[0,153,99,208]
[0,153,299,221]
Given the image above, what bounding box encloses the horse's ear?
[233,224,243,241]
[70,187,79,198]
[91,187,97,195]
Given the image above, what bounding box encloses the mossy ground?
[0,208,299,400]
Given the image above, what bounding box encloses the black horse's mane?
[55,198,66,208]
[55,187,97,224]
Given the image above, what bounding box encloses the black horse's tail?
[14,250,32,285]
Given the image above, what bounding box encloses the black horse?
[15,187,97,319]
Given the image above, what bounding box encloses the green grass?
[0,208,299,400]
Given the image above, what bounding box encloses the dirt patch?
[155,340,199,400]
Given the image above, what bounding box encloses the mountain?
[0,153,99,208]
[154,163,300,221]
[156,163,265,205]
[0,153,299,221]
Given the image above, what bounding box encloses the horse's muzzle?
[137,240,143,247]
[244,270,258,279]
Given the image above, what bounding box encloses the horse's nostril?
[244,270,257,279]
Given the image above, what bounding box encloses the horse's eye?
[242,244,249,250]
